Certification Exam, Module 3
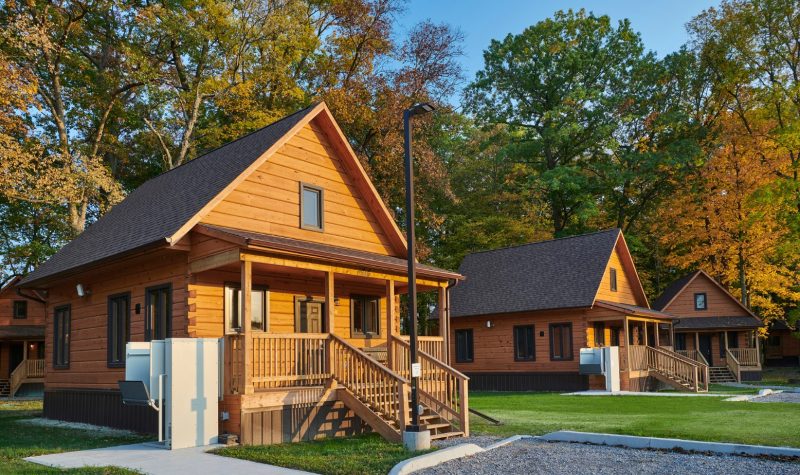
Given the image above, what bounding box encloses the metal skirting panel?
[43,388,157,434]
[740,371,763,382]
[240,401,369,445]
[465,372,589,392]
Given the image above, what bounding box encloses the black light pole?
[403,102,435,436]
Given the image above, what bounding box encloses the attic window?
[694,292,707,311]
[300,183,324,231]
[609,268,618,292]
[13,300,27,319]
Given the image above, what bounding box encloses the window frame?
[145,284,172,342]
[513,325,536,361]
[350,294,381,338]
[609,268,618,292]
[455,328,474,363]
[12,300,27,319]
[549,322,574,361]
[53,305,71,369]
[694,292,707,311]
[299,182,324,232]
[223,283,269,335]
[107,292,131,368]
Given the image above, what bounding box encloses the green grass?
[468,392,800,447]
[744,367,800,387]
[213,434,431,475]
[707,384,760,394]
[0,400,150,474]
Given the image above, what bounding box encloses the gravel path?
[417,439,800,475]
[432,435,502,449]
[750,392,800,403]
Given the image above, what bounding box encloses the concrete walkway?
[25,442,315,475]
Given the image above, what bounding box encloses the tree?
[464,9,655,235]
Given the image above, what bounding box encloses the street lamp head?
[407,102,436,116]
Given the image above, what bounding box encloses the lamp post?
[402,102,435,450]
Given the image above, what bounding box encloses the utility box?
[123,338,220,450]
[579,348,603,375]
[579,346,620,392]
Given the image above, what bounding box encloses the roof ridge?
[140,102,320,182]
[464,228,620,258]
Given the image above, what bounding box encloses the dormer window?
[609,268,618,292]
[300,183,324,231]
[694,292,707,311]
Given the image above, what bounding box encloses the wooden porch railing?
[675,349,710,366]
[329,335,409,428]
[225,335,244,394]
[390,336,469,435]
[726,348,741,382]
[728,348,760,367]
[628,345,648,371]
[646,346,709,392]
[398,336,445,362]
[9,358,44,397]
[250,333,330,389]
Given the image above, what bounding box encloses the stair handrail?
[646,345,708,392]
[390,336,470,436]
[725,348,742,383]
[9,359,28,398]
[329,334,410,428]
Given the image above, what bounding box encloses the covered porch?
[0,328,45,398]
[187,225,467,444]
[674,327,761,383]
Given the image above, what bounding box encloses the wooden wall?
[663,274,749,317]
[0,283,46,327]
[595,244,645,306]
[200,119,397,256]
[44,249,189,390]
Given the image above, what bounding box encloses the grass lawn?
[469,392,800,447]
[0,400,150,474]
[213,434,431,475]
[745,366,800,387]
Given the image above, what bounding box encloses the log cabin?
[448,229,711,393]
[652,270,764,382]
[764,319,799,366]
[0,276,46,398]
[17,102,469,443]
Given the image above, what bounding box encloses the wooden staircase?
[329,335,468,442]
[645,345,709,392]
[0,379,10,398]
[709,366,737,383]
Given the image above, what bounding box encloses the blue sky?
[398,0,720,101]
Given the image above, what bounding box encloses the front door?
[9,343,24,377]
[698,334,713,366]
[294,298,325,333]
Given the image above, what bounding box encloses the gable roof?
[652,270,759,319]
[450,229,641,318]
[20,103,408,287]
[674,316,762,330]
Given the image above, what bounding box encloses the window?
[455,329,474,363]
[12,300,27,319]
[145,285,171,341]
[224,284,268,334]
[53,305,70,368]
[300,183,324,230]
[107,293,130,367]
[593,322,605,347]
[351,295,380,337]
[675,333,687,351]
[513,325,535,361]
[549,323,573,361]
[609,268,618,292]
[694,292,707,311]
[727,331,739,349]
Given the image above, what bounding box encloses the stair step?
[423,423,451,431]
[430,431,464,440]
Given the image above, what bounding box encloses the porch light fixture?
[403,101,436,449]
[76,283,90,297]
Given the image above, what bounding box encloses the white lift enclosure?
[120,338,221,450]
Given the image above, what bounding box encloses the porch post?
[325,271,335,335]
[643,320,648,347]
[724,331,729,356]
[755,331,761,366]
[386,279,395,369]
[23,340,28,361]
[241,259,254,395]
[694,332,700,354]
[438,285,448,364]
[624,317,630,371]
[654,323,660,347]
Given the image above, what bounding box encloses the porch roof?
[196,224,462,281]
[674,316,763,330]
[0,325,44,340]
[594,300,676,320]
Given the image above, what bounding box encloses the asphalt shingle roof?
[674,316,763,330]
[652,271,700,311]
[450,229,621,318]
[0,325,45,340]
[20,105,318,287]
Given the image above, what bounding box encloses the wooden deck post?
[241,259,254,395]
[643,321,648,347]
[624,317,630,371]
[386,279,395,369]
[438,285,448,364]
[724,331,729,358]
[755,331,761,366]
[654,323,660,348]
[324,271,335,334]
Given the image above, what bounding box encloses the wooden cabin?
[17,102,468,443]
[764,319,799,366]
[448,230,710,393]
[652,270,763,382]
[0,276,46,398]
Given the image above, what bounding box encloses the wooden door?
[294,298,325,333]
[698,334,713,366]
[9,343,23,377]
